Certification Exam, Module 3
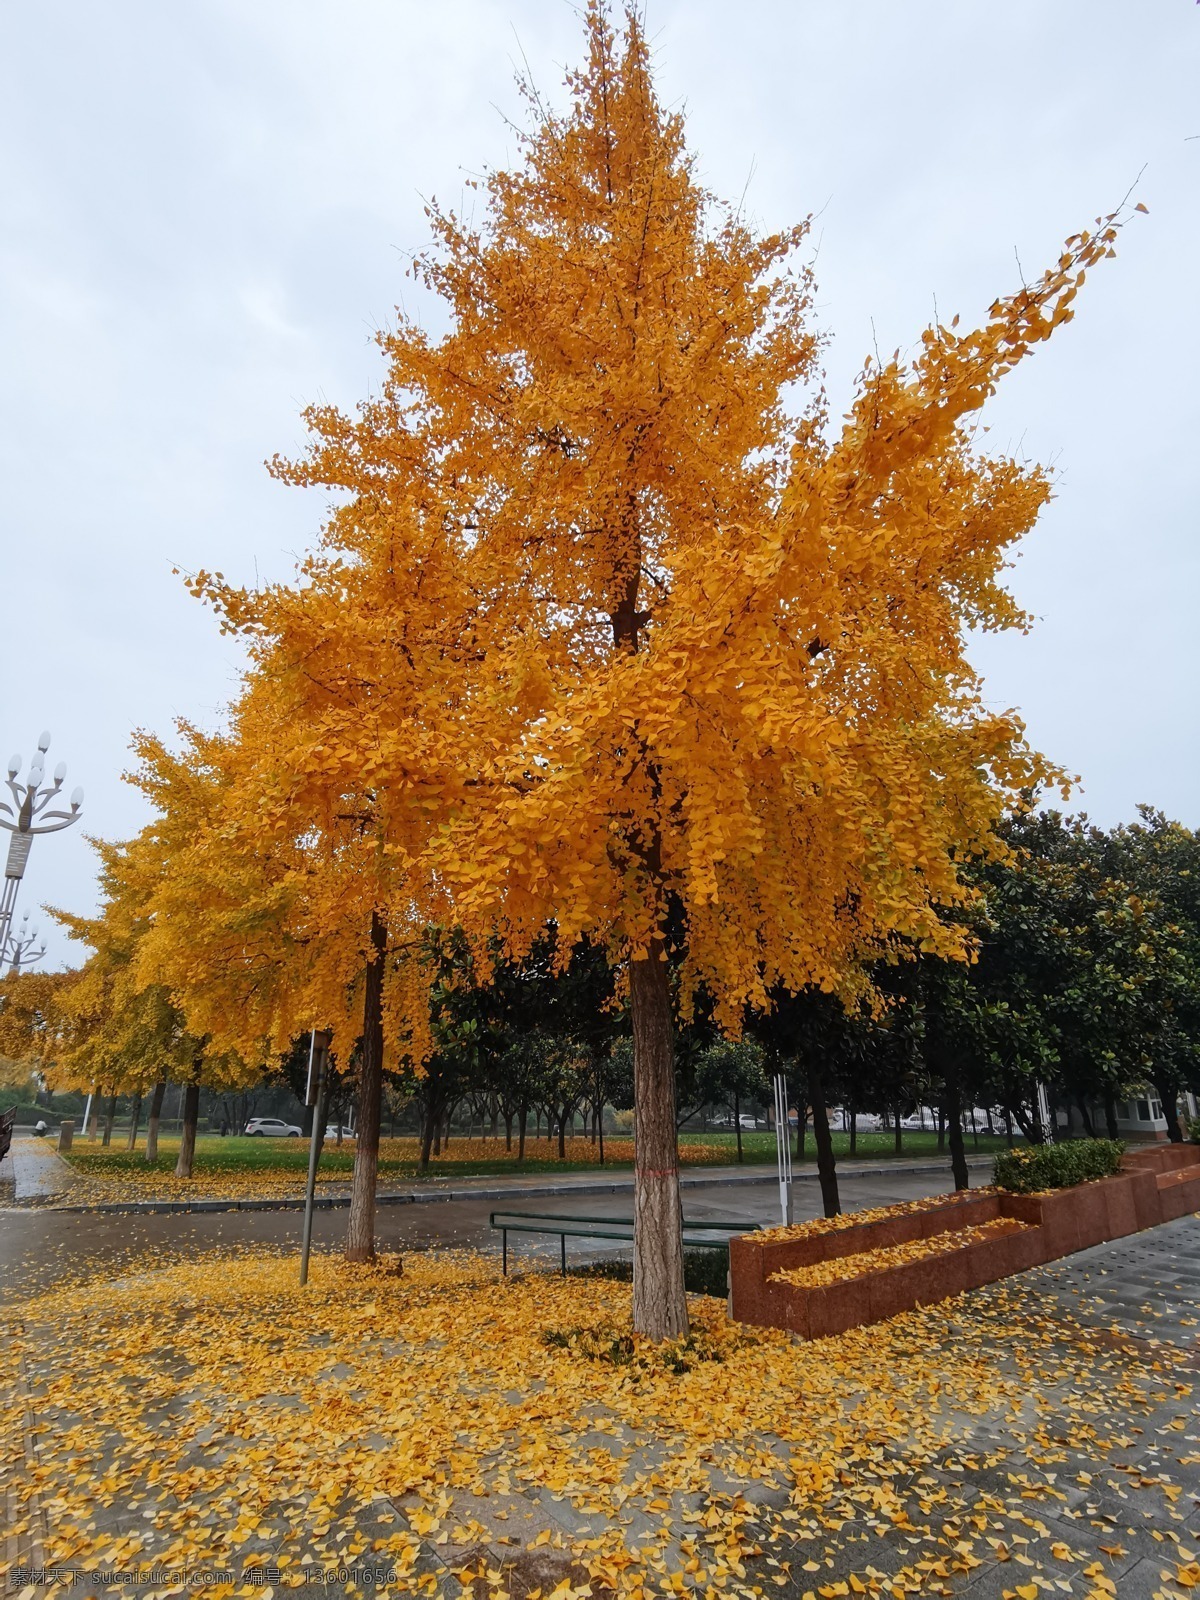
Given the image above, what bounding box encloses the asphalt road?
[0,1165,973,1305]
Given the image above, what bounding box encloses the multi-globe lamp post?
[0,730,84,963]
[3,910,47,973]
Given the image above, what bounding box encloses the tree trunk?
[126,1094,143,1152]
[557,1109,567,1160]
[102,1093,117,1147]
[1103,1088,1119,1141]
[936,1103,946,1154]
[630,946,688,1341]
[1154,1074,1184,1143]
[419,1093,438,1173]
[894,1102,903,1155]
[346,909,387,1263]
[1026,1095,1045,1145]
[145,1081,166,1164]
[518,1103,527,1162]
[174,1079,201,1178]
[1076,1094,1095,1137]
[944,1063,970,1192]
[504,1110,513,1151]
[734,1090,743,1163]
[807,1059,840,1218]
[848,1099,858,1157]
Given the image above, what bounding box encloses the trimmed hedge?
[993,1137,1124,1194]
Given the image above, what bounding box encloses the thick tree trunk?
[557,1109,567,1160]
[944,1064,970,1192]
[1103,1088,1119,1141]
[102,1093,117,1147]
[630,945,688,1341]
[807,1059,840,1218]
[848,1099,858,1157]
[126,1094,143,1152]
[174,1079,201,1178]
[145,1081,166,1164]
[346,909,387,1263]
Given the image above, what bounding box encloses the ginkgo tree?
[129,697,433,1257]
[50,829,255,1175]
[189,3,1129,1337]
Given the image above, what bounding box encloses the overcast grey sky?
[2,1,1197,968]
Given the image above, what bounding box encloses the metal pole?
[300,1030,329,1287]
[773,1073,793,1226]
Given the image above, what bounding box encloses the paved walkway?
[1,1136,77,1202]
[0,1166,984,1303]
[38,1152,995,1215]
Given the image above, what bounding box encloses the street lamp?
[0,731,84,957]
[3,909,46,973]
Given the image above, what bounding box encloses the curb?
[35,1156,994,1218]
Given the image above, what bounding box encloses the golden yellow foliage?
[187,4,1130,1051]
[46,828,253,1100]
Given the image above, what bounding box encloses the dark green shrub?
[568,1247,730,1298]
[993,1137,1124,1194]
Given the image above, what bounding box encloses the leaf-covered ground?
[4,1224,1198,1599]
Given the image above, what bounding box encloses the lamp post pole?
[2,910,46,974]
[773,1072,794,1226]
[300,1030,333,1286]
[0,731,84,957]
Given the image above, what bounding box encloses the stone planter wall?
[729,1146,1200,1340]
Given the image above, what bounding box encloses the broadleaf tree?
[189,4,1127,1336]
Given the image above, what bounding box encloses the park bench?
[490,1207,763,1275]
[0,1107,16,1162]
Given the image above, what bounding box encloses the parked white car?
[244,1116,302,1137]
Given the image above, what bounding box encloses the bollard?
[57,1119,74,1154]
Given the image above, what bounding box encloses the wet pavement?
[0,1163,988,1304]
